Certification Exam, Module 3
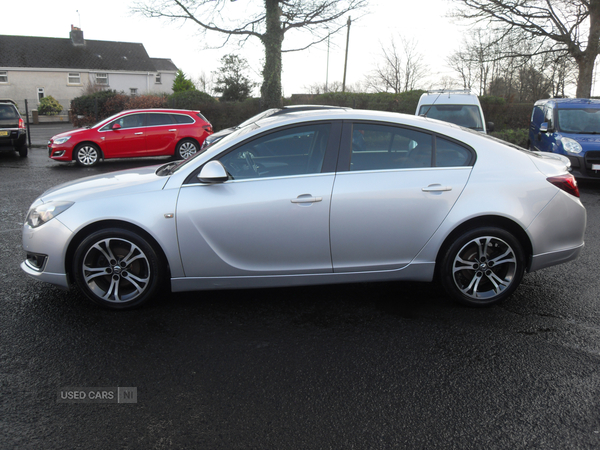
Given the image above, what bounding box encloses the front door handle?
[291,196,322,204]
[422,184,452,192]
[134,132,143,135]
[168,129,177,132]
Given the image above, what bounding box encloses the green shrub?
[38,96,63,115]
[490,129,529,148]
[167,91,216,110]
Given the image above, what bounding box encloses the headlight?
[53,136,72,145]
[26,201,74,228]
[562,137,582,154]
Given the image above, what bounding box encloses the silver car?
[21,110,586,309]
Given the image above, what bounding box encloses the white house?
[0,26,178,116]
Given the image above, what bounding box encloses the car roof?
[0,99,18,107]
[534,98,600,108]
[253,108,474,137]
[116,108,201,114]
[418,91,480,106]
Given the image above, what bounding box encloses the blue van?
[529,98,600,179]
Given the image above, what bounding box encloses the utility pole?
[342,16,351,93]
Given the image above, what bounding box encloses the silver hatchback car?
[22,110,586,309]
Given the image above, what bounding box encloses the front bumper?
[566,152,600,179]
[48,144,72,161]
[21,218,73,289]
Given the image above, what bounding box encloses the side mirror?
[486,121,495,133]
[540,122,549,133]
[198,160,229,184]
[112,123,122,130]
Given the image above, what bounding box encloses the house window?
[68,72,81,84]
[155,73,161,84]
[0,71,7,83]
[95,73,108,85]
[37,88,45,102]
[130,88,138,96]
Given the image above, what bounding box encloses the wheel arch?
[65,219,171,283]
[72,141,104,160]
[434,215,533,277]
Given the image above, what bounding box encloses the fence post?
[24,99,32,148]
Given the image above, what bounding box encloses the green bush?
[167,91,216,110]
[38,96,63,115]
[490,129,529,148]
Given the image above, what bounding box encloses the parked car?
[0,99,27,157]
[416,90,494,134]
[22,109,585,310]
[528,98,600,179]
[48,109,213,166]
[201,104,348,150]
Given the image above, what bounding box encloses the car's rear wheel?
[17,144,28,157]
[439,227,525,307]
[175,139,198,160]
[75,144,100,167]
[72,228,165,309]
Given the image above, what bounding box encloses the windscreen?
[419,104,484,131]
[557,108,600,134]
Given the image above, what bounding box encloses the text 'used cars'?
[48,108,213,166]
[23,109,586,309]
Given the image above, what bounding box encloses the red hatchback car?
[48,109,213,166]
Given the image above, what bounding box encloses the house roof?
[0,34,178,73]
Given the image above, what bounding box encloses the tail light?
[202,124,213,134]
[547,174,579,198]
[18,118,25,129]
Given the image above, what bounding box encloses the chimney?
[70,25,85,46]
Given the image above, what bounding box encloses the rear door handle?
[168,129,177,132]
[134,132,143,135]
[422,184,452,192]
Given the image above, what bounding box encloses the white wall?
[0,68,176,113]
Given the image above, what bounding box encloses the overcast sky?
[2,0,594,96]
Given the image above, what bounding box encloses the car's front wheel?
[439,227,525,307]
[175,139,198,160]
[72,228,165,309]
[75,143,101,167]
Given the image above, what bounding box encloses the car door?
[145,112,178,155]
[99,113,147,157]
[176,122,341,277]
[330,122,473,272]
[537,105,557,153]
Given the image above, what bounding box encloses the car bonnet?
[38,166,169,203]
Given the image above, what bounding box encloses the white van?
[416,90,494,133]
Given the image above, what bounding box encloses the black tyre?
[175,139,198,160]
[439,227,525,307]
[72,228,165,309]
[17,144,28,157]
[75,143,101,167]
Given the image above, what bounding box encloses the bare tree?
[367,35,428,93]
[132,0,368,108]
[195,71,214,95]
[450,0,600,98]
